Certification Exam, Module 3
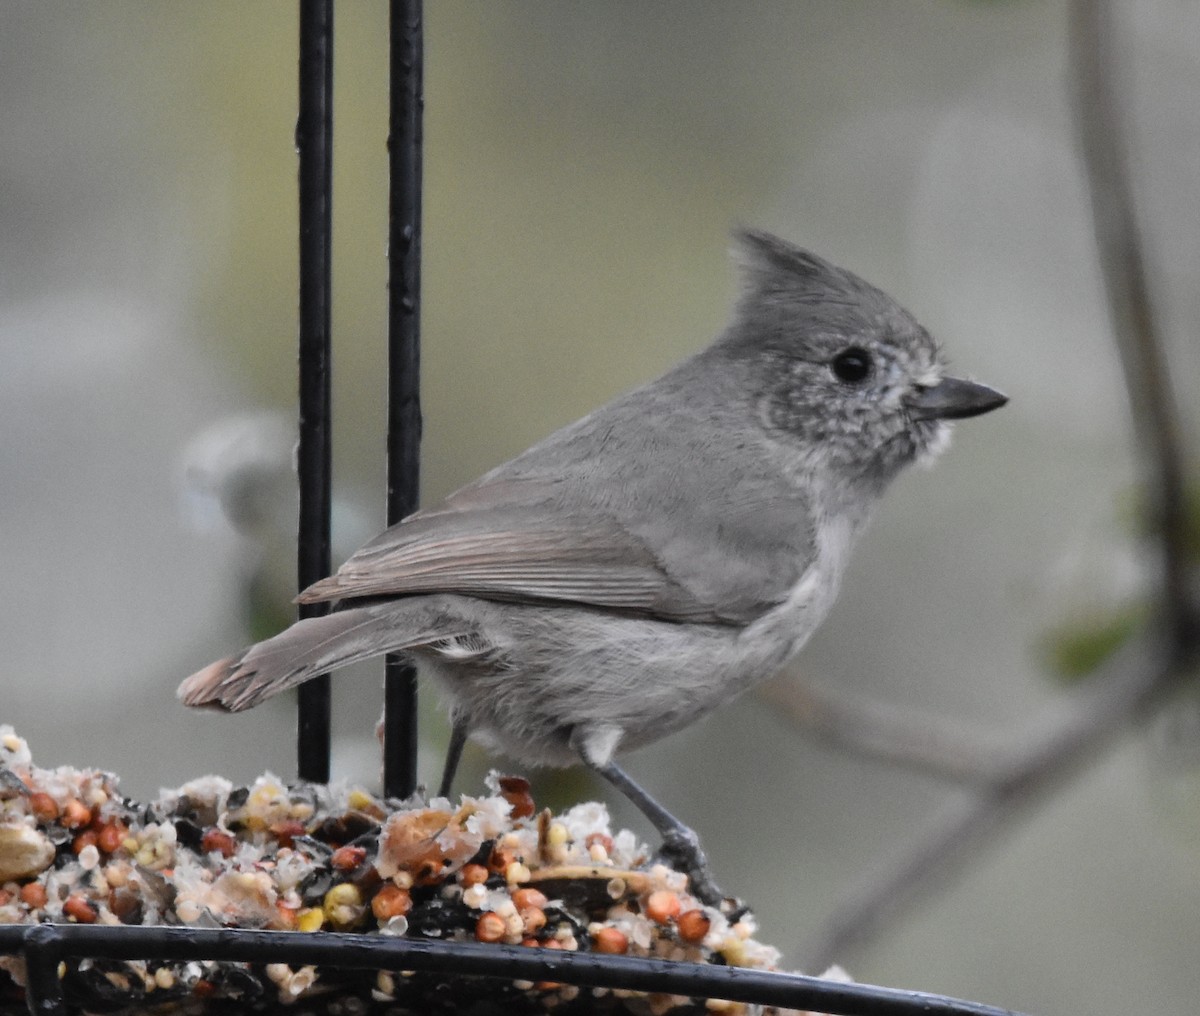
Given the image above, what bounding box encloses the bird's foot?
[658,826,747,918]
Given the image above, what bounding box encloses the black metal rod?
[0,925,1030,1016]
[20,924,67,1016]
[295,0,335,784]
[383,0,423,799]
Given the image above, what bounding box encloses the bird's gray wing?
[301,357,816,624]
[298,475,736,622]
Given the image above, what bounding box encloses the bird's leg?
[438,713,469,798]
[578,749,733,910]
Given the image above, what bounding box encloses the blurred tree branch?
[758,677,1007,785]
[1072,0,1195,642]
[794,0,1199,969]
[798,636,1186,968]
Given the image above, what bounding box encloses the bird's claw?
[658,828,747,917]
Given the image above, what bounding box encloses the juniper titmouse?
[180,229,1006,904]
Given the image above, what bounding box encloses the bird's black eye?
[831,347,872,384]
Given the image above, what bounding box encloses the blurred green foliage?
[1041,603,1144,682]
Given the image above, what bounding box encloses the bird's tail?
[178,602,464,712]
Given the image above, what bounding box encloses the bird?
[180,229,1007,904]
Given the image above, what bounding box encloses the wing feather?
[298,496,724,621]
[298,364,815,625]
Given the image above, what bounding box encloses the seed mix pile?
[0,727,841,1015]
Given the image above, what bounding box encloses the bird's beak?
[907,376,1008,421]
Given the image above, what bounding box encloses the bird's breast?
[736,510,861,666]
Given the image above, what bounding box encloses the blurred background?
[2,1,1199,1013]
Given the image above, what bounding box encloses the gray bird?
[180,229,1006,904]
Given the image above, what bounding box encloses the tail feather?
[178,603,465,712]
